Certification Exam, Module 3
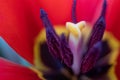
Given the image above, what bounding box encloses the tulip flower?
[0,0,119,80]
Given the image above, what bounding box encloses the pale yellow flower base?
[33,25,119,80]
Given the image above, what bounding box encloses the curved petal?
[0,58,41,80]
[76,0,103,24]
[0,0,42,63]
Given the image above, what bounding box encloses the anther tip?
[40,9,47,17]
[103,0,107,9]
[101,0,107,17]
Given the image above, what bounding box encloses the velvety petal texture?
[0,0,42,63]
[106,0,120,40]
[0,58,41,80]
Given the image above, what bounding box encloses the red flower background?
[0,0,119,79]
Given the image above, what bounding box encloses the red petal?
[0,0,42,63]
[106,0,120,40]
[39,0,72,25]
[39,0,103,25]
[0,58,41,80]
[76,0,103,24]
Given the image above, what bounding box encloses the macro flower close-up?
[0,0,120,80]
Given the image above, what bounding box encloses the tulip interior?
[0,0,119,80]
[34,0,119,80]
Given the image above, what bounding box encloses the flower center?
[33,0,119,79]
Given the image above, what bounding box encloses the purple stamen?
[40,9,73,67]
[101,0,107,17]
[60,34,73,67]
[87,0,107,50]
[81,42,102,73]
[72,0,77,23]
[81,40,110,74]
[40,9,62,60]
[40,9,56,33]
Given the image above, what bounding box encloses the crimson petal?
[0,58,41,80]
[0,0,42,63]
